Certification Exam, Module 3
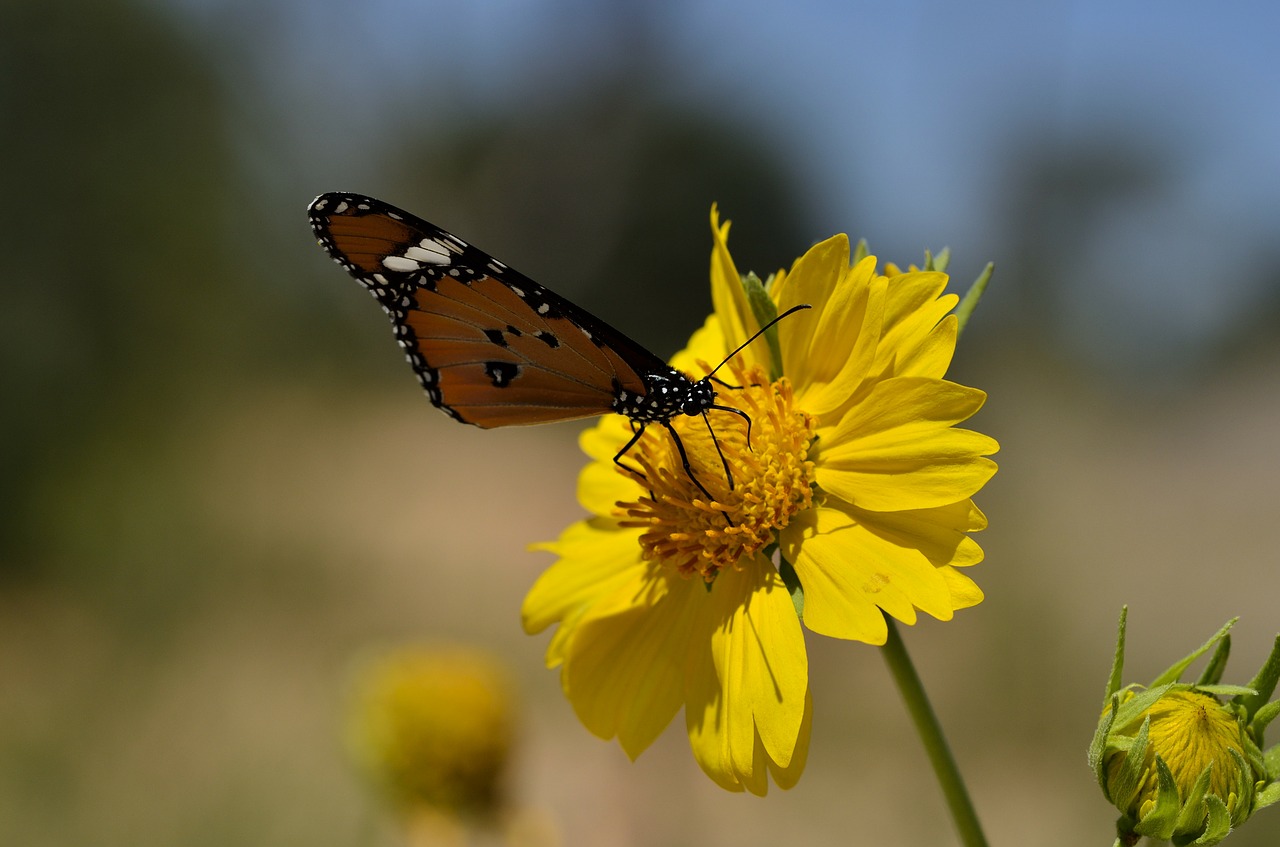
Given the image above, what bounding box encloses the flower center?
[617,362,816,582]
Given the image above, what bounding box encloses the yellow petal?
[841,498,988,569]
[816,377,998,510]
[774,235,850,382]
[575,417,645,515]
[561,567,702,759]
[782,504,957,642]
[766,690,812,790]
[521,519,643,637]
[708,206,766,369]
[684,555,809,795]
[892,313,958,381]
[860,271,958,382]
[578,415,632,463]
[938,565,984,610]
[788,259,889,417]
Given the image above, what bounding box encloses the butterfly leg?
[613,421,650,484]
[661,420,736,526]
[700,411,736,491]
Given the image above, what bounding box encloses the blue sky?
[181,0,1280,377]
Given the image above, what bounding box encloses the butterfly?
[307,192,807,505]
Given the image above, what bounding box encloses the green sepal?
[1255,767,1280,810]
[1110,684,1176,735]
[1194,794,1233,845]
[1252,700,1280,743]
[1198,630,1233,686]
[852,238,869,265]
[1134,755,1182,839]
[1237,634,1280,721]
[925,247,950,273]
[1226,747,1255,826]
[1263,741,1280,783]
[1171,762,1214,836]
[954,262,993,340]
[1195,684,1256,698]
[1105,606,1129,702]
[776,551,804,621]
[1090,691,1122,778]
[741,271,784,381]
[1152,619,1238,687]
[1111,715,1153,809]
[1241,728,1268,791]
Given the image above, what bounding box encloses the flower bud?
[1089,609,1280,845]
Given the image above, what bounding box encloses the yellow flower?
[348,646,515,821]
[522,208,998,794]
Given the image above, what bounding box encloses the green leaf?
[954,262,993,340]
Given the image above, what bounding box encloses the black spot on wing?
[484,361,521,387]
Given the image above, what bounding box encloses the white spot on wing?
[383,255,421,272]
[333,201,349,214]
[405,241,452,264]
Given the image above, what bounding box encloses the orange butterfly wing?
[308,193,662,428]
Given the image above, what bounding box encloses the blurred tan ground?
[4,341,1279,847]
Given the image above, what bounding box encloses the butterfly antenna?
[705,303,812,380]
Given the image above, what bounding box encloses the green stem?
[880,618,989,847]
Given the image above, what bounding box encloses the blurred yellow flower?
[348,645,515,821]
[523,208,997,794]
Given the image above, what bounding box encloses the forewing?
[308,192,661,428]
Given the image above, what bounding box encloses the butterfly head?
[682,378,717,417]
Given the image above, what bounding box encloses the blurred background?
[3,0,1279,844]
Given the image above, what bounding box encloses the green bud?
[1090,609,1280,846]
